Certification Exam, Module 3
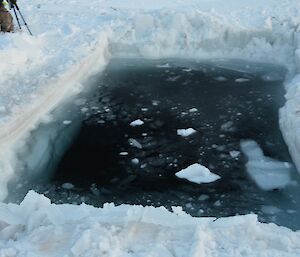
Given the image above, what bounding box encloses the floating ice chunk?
[229,150,240,158]
[189,108,198,113]
[214,76,227,82]
[62,183,75,190]
[235,78,250,83]
[221,121,235,132]
[131,158,139,164]
[156,63,170,68]
[166,75,181,82]
[177,128,197,137]
[81,107,89,113]
[152,100,160,106]
[261,206,281,214]
[63,120,72,125]
[240,140,292,190]
[175,163,221,184]
[130,119,144,127]
[198,194,209,201]
[214,200,222,207]
[129,138,142,149]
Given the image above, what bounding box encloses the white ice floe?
[175,163,221,184]
[235,78,250,82]
[240,139,292,190]
[130,119,144,127]
[177,128,197,137]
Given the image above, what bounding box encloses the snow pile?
[240,140,292,190]
[175,163,220,184]
[0,191,299,257]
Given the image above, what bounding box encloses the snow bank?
[0,191,299,257]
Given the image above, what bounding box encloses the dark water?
[17,59,300,230]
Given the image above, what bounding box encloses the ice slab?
[240,140,292,190]
[175,163,220,184]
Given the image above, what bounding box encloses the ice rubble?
[240,140,292,190]
[0,191,299,257]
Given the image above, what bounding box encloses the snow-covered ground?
[1,0,300,255]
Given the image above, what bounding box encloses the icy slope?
[0,191,299,257]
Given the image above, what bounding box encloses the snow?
[0,0,299,254]
[240,140,292,190]
[177,128,197,137]
[0,191,299,257]
[175,163,221,184]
